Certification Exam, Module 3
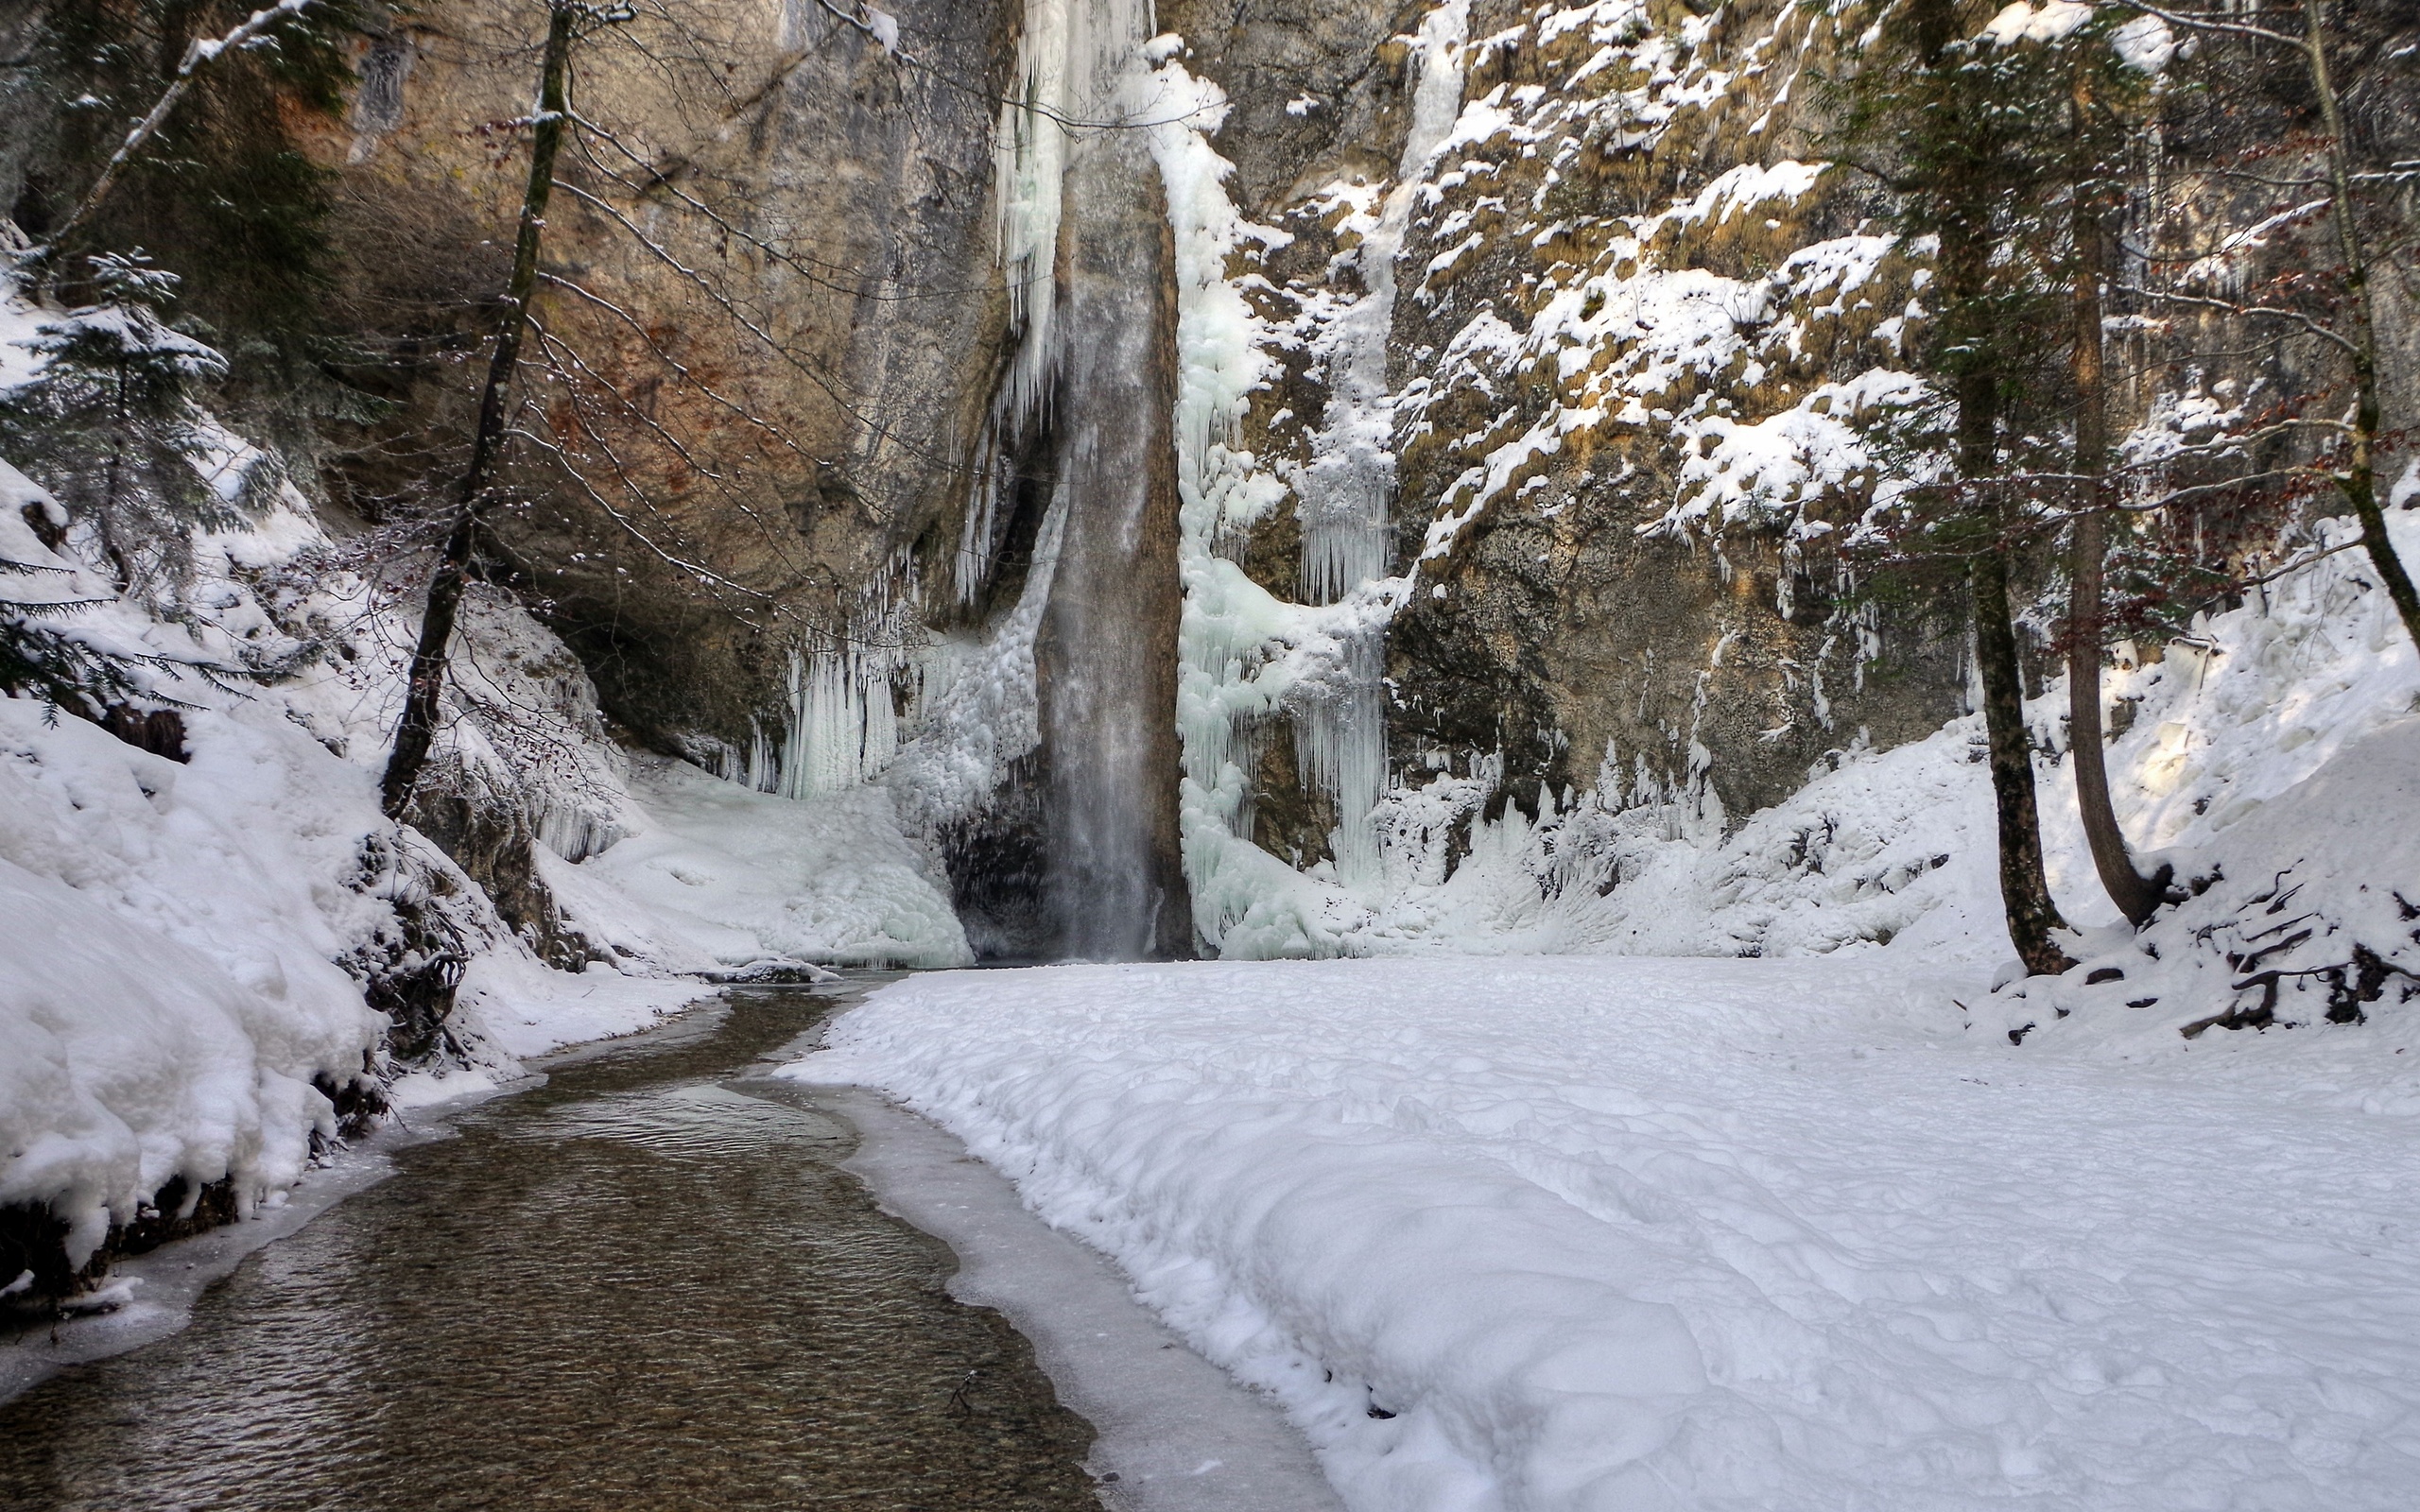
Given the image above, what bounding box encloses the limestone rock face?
[324,0,1017,752]
[1169,0,1965,859]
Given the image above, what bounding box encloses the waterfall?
[984,0,1193,960]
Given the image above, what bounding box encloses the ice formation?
[1145,3,1472,940]
[990,0,1156,429]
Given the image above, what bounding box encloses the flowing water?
[0,986,1102,1511]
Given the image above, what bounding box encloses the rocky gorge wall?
[26,0,2370,960]
[1161,0,1969,850]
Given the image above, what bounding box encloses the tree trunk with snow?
[382,2,574,818]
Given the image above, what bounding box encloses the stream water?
[0,985,1103,1510]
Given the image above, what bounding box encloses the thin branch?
[2120,284,2359,354]
[43,0,320,259]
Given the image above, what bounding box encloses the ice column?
[1291,1,1467,886]
[775,645,903,799]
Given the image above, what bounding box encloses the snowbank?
[790,514,2420,1504]
[0,419,952,1262]
[0,464,391,1269]
[562,754,971,971]
[0,285,718,1262]
[792,955,2420,1510]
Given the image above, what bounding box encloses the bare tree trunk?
[381,2,574,817]
[1960,358,2076,976]
[2066,183,2167,926]
[2304,0,2420,649]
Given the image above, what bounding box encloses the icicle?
[1297,0,1469,606]
[992,0,1154,434]
[1291,631,1389,884]
[1288,0,1468,887]
[957,433,1004,605]
[765,549,924,799]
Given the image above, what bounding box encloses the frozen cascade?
[715,555,923,802]
[958,0,1131,608]
[774,646,902,799]
[889,490,1069,838]
[1296,0,1469,608]
[1289,1,1468,885]
[991,0,1157,434]
[1149,1,1469,945]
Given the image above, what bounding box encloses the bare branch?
[42,0,322,260]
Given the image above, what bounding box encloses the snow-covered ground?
[784,501,2420,1508]
[556,755,969,974]
[792,954,2420,1510]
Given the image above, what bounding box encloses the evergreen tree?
[1824,0,2079,974]
[0,577,158,717]
[1997,4,2177,926]
[0,250,263,596]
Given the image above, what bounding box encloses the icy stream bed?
[0,982,1332,1510]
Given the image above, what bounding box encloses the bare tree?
[375,0,950,814]
[380,0,579,816]
[2118,0,2420,649]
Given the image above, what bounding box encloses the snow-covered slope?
[793,954,2420,1511]
[0,704,383,1273]
[554,754,971,972]
[1201,508,2420,1001]
[0,261,962,1282]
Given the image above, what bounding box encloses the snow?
[783,483,2420,1504]
[792,953,2420,1510]
[1254,507,2420,969]
[0,839,353,1271]
[565,754,971,971]
[0,506,727,1239]
[2111,12,2177,72]
[1979,1,2094,47]
[0,267,947,1263]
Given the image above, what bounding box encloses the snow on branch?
[40,1,321,260]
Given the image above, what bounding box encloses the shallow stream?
[0,985,1103,1510]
